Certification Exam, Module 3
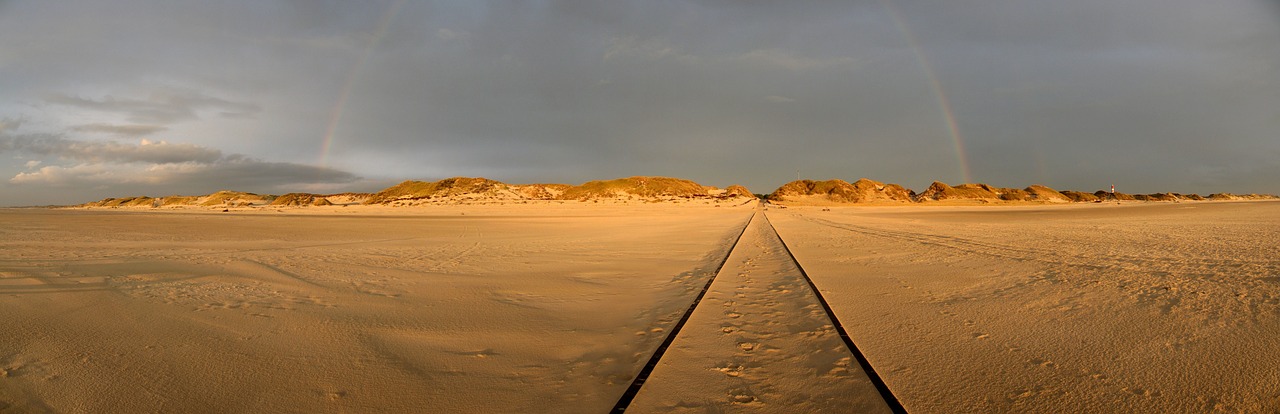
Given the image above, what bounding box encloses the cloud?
[603,36,677,61]
[177,156,360,188]
[0,134,222,164]
[23,158,355,190]
[734,49,855,71]
[604,37,855,71]
[0,118,21,134]
[2,134,359,195]
[2,0,1278,203]
[45,87,260,124]
[10,164,121,186]
[436,28,468,41]
[9,157,358,189]
[71,123,168,137]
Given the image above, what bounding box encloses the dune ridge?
[769,179,915,205]
[73,176,755,209]
[67,175,1280,209]
[768,178,1278,205]
[10,184,1280,412]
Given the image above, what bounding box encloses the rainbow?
[880,0,974,184]
[319,0,407,166]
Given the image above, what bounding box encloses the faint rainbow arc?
[880,0,974,184]
[319,0,407,166]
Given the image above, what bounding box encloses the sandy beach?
[2,201,1278,412]
[771,201,1280,412]
[0,203,753,412]
[7,0,1280,411]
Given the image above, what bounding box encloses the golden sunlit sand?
[770,201,1280,412]
[2,200,1278,412]
[8,0,1280,411]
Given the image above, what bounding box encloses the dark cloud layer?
[71,123,169,137]
[0,131,362,204]
[46,88,260,124]
[1,134,222,164]
[2,0,1279,205]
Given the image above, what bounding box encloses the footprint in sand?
[1029,358,1057,369]
[713,363,745,377]
[825,357,854,377]
[317,389,348,401]
[729,389,757,404]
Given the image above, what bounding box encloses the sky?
[2,0,1280,206]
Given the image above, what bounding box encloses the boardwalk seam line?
[611,210,756,412]
[763,212,908,414]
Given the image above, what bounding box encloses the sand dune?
[769,178,914,205]
[768,178,1278,206]
[73,176,756,210]
[69,175,1278,211]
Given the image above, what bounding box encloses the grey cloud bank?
[0,131,362,204]
[71,123,169,138]
[1,134,222,164]
[2,0,1279,206]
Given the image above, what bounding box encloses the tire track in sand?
[618,209,903,413]
[798,215,1280,273]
